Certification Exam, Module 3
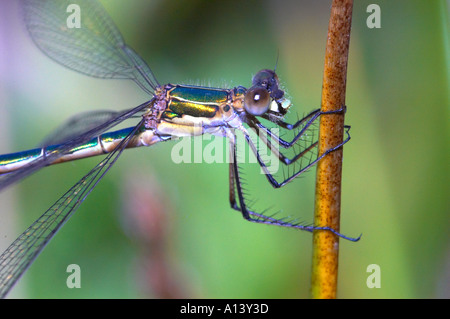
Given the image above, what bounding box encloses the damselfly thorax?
[145,74,290,138]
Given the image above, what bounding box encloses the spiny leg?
[228,136,239,212]
[238,123,351,188]
[246,106,349,167]
[248,119,319,166]
[259,105,347,148]
[227,134,360,241]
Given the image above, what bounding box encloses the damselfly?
[0,0,359,298]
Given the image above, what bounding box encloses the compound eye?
[244,86,271,116]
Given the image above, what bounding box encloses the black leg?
[249,106,348,165]
[239,105,350,187]
[259,105,347,148]
[227,135,360,242]
[239,123,350,188]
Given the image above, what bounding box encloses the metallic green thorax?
[163,85,229,119]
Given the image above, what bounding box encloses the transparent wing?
[23,0,159,95]
[0,0,157,189]
[0,120,143,298]
[39,109,138,147]
[0,100,151,191]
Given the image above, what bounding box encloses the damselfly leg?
[241,106,351,188]
[229,108,360,242]
[256,106,347,149]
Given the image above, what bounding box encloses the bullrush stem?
[310,0,353,299]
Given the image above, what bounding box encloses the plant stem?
[310,0,353,299]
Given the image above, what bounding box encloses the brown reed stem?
[310,0,353,299]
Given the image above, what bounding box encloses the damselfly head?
[244,69,290,117]
[252,69,280,92]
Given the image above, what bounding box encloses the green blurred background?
[0,0,448,298]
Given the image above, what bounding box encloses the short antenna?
[274,49,280,72]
